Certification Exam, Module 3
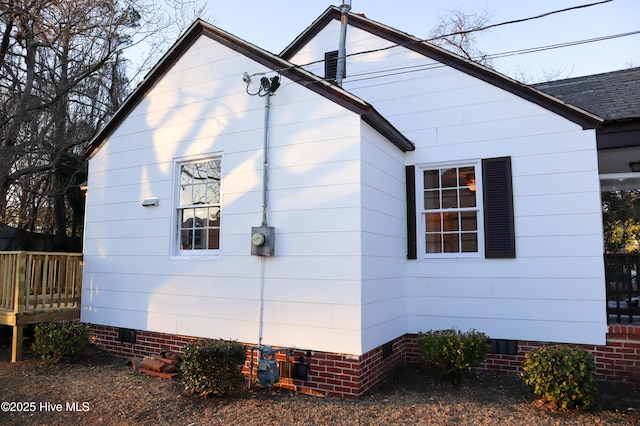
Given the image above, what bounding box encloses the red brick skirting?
[89,325,197,357]
[89,323,640,398]
[477,325,640,386]
[89,325,406,398]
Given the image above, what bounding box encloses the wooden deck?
[0,251,82,361]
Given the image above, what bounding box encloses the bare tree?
[428,8,494,67]
[120,0,210,86]
[0,0,208,249]
[509,64,575,84]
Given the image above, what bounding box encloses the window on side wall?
[421,163,481,257]
[176,157,221,256]
[407,156,515,260]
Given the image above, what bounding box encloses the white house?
[82,6,610,397]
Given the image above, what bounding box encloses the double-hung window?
[422,164,480,256]
[176,158,221,254]
[407,157,515,260]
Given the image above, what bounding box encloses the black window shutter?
[324,50,338,81]
[482,157,515,258]
[406,165,417,259]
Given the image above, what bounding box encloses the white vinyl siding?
[82,34,368,355]
[289,21,607,347]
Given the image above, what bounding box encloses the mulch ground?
[0,330,639,425]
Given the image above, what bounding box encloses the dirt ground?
[0,332,639,425]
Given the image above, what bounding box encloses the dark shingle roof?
[534,67,640,121]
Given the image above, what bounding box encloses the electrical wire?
[245,73,282,97]
[274,0,620,77]
[243,1,630,91]
[447,0,614,36]
[335,29,640,85]
[486,30,640,60]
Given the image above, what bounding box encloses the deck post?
[11,325,23,362]
[11,252,27,362]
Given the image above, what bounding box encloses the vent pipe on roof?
[336,0,351,87]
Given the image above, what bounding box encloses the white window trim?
[170,153,223,260]
[600,172,640,192]
[416,160,485,259]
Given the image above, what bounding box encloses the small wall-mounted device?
[251,226,275,256]
[141,197,159,207]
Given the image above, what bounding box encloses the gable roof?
[534,67,640,122]
[281,6,604,130]
[84,19,414,159]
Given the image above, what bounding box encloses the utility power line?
[446,0,614,36]
[292,0,618,72]
[486,30,640,61]
[337,28,639,86]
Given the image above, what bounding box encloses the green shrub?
[521,345,597,410]
[417,328,490,384]
[182,339,247,397]
[31,320,92,363]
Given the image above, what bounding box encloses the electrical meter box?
[251,226,275,256]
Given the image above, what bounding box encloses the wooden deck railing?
[0,251,82,312]
[605,253,640,323]
[0,251,82,361]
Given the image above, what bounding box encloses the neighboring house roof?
[281,6,604,130]
[534,67,640,150]
[84,19,414,159]
[534,67,640,122]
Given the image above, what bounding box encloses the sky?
[193,0,639,82]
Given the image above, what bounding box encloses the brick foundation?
[89,325,406,398]
[89,325,198,357]
[476,325,640,386]
[89,323,640,398]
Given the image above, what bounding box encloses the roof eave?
[362,110,414,152]
[85,17,414,159]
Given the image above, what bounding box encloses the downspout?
[336,0,351,87]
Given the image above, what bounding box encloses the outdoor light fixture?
[141,197,159,207]
[630,162,640,172]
